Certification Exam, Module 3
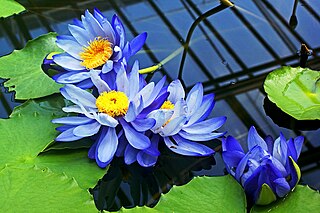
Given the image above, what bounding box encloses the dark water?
[1,0,320,210]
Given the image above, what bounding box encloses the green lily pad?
[251,185,320,212]
[264,66,320,120]
[0,33,62,100]
[0,0,26,18]
[0,165,97,212]
[120,175,246,212]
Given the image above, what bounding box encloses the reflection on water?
[1,0,320,210]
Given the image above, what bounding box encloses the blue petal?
[112,14,125,48]
[287,138,297,162]
[102,60,114,74]
[294,136,304,159]
[131,117,155,132]
[222,135,244,153]
[129,32,147,56]
[68,24,93,46]
[137,82,154,107]
[96,127,118,168]
[116,64,129,95]
[63,84,97,108]
[186,82,203,116]
[94,113,118,127]
[178,130,226,141]
[88,141,97,159]
[56,35,82,60]
[115,132,126,157]
[84,10,106,37]
[56,127,83,142]
[272,133,288,165]
[137,151,157,167]
[273,178,291,197]
[248,126,268,151]
[80,14,95,39]
[161,116,187,136]
[264,135,274,153]
[53,53,84,71]
[120,119,151,149]
[52,116,93,125]
[54,71,90,83]
[222,150,245,168]
[73,121,101,137]
[124,144,138,165]
[167,79,185,103]
[165,135,214,156]
[140,91,169,117]
[124,101,138,123]
[93,8,115,44]
[235,146,261,181]
[147,109,174,133]
[128,61,140,100]
[182,116,226,134]
[90,70,111,93]
[75,78,94,89]
[185,93,215,126]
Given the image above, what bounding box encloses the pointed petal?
[161,116,187,136]
[167,79,185,103]
[56,35,82,59]
[178,130,226,141]
[94,113,118,127]
[96,127,118,168]
[130,32,147,56]
[56,127,83,142]
[54,71,90,84]
[131,117,155,132]
[186,82,203,116]
[222,135,244,152]
[73,121,101,137]
[90,70,111,93]
[68,24,93,46]
[248,126,268,151]
[53,53,84,71]
[120,119,151,149]
[182,116,226,134]
[63,84,97,108]
[52,116,93,125]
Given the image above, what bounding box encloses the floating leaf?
[120,175,246,212]
[251,185,320,212]
[0,33,62,100]
[0,165,97,212]
[0,0,26,18]
[264,66,320,120]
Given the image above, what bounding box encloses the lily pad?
[251,185,320,212]
[0,0,26,18]
[120,175,246,212]
[0,33,62,100]
[264,66,320,120]
[0,165,97,212]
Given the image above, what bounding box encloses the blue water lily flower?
[52,61,166,168]
[52,8,147,88]
[146,79,226,157]
[222,126,304,205]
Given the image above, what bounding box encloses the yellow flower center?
[160,100,175,126]
[160,100,175,110]
[96,91,129,117]
[80,37,113,69]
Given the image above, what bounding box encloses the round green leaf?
[251,185,320,212]
[35,149,106,189]
[0,33,62,100]
[264,66,320,120]
[120,175,246,212]
[0,0,26,18]
[0,97,65,166]
[0,165,96,212]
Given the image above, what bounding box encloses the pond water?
[0,0,319,210]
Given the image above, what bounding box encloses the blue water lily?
[222,126,304,205]
[52,61,166,168]
[146,79,226,157]
[52,8,147,88]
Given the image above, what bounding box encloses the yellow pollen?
[160,100,175,110]
[80,37,113,69]
[96,91,129,117]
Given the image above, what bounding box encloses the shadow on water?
[90,140,220,211]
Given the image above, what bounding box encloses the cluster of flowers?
[45,9,304,205]
[46,9,226,168]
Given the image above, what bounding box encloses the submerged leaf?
[264,66,320,120]
[0,33,62,99]
[120,175,246,212]
[251,185,320,212]
[0,0,25,18]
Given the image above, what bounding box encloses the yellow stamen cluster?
[160,100,175,110]
[80,37,113,69]
[96,91,129,117]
